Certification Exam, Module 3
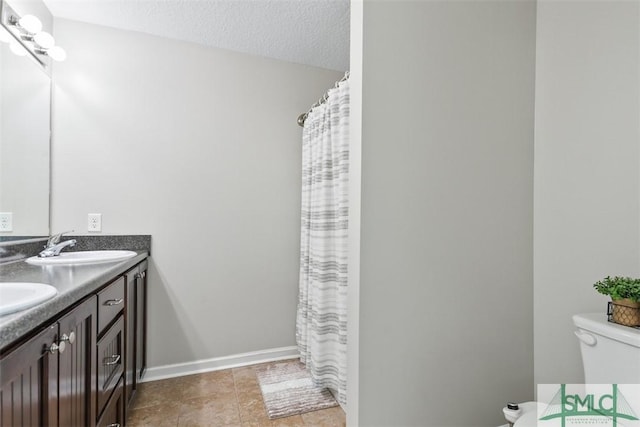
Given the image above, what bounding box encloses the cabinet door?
[57,297,97,427]
[136,262,148,381]
[0,323,59,427]
[124,266,138,406]
[125,261,148,408]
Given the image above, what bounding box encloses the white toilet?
[503,313,640,427]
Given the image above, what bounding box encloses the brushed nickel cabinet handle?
[103,354,121,366]
[46,341,66,354]
[104,298,123,306]
[60,332,75,345]
[107,424,121,427]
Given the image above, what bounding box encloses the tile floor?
[127,360,346,427]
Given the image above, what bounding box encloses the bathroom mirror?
[0,7,51,244]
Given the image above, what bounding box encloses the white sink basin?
[26,250,137,266]
[0,282,58,315]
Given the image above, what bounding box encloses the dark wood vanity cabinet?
[0,259,147,427]
[124,260,147,407]
[0,296,96,427]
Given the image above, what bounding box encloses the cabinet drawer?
[97,377,124,427]
[98,277,125,334]
[97,316,124,416]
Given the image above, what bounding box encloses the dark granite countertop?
[0,250,149,351]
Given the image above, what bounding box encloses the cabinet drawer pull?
[45,341,66,354]
[60,332,75,344]
[104,298,123,306]
[103,354,121,366]
[107,424,121,427]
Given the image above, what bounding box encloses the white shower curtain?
[296,77,350,406]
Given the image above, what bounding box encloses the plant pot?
[611,298,640,327]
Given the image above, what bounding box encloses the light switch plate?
[88,213,102,232]
[0,212,12,232]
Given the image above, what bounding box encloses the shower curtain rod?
[297,70,350,127]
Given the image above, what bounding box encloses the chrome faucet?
[39,231,76,258]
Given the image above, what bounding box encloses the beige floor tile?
[179,369,236,399]
[236,387,269,422]
[233,366,260,390]
[133,377,185,409]
[232,366,256,379]
[127,403,180,427]
[178,394,241,426]
[300,407,346,427]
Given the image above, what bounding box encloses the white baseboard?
[141,346,299,383]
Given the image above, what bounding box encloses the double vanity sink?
[0,242,149,347]
[0,250,137,316]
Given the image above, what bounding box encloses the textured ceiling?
[42,0,350,71]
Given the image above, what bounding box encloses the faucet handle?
[46,230,74,247]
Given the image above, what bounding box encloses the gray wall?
[357,1,536,425]
[533,0,640,385]
[51,19,342,368]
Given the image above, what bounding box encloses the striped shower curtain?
[296,77,350,406]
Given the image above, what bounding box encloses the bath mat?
[255,360,339,419]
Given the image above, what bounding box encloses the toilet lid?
[514,408,540,427]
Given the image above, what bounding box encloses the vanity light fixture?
[29,31,66,62]
[36,45,66,61]
[2,5,66,63]
[46,45,66,61]
[14,14,42,34]
[33,31,54,49]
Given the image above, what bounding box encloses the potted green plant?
[593,276,640,327]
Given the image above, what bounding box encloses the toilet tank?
[573,313,640,384]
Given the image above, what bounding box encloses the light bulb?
[34,31,54,49]
[9,40,27,56]
[0,26,11,43]
[48,45,66,61]
[18,15,42,34]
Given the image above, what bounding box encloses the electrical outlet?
[88,213,102,232]
[0,212,12,232]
